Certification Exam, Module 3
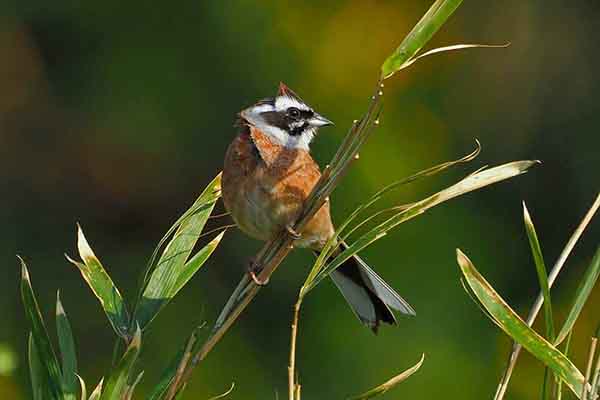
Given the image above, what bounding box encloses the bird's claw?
[286,224,301,240]
[247,259,269,286]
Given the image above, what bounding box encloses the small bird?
[222,83,415,332]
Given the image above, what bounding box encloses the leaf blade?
[381,0,463,79]
[523,202,555,341]
[56,291,78,399]
[67,225,131,339]
[457,249,586,397]
[136,174,222,329]
[347,354,424,399]
[555,247,600,345]
[100,327,142,400]
[20,259,63,400]
[306,161,539,292]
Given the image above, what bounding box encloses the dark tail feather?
[323,244,415,333]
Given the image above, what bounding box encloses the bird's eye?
[287,107,301,118]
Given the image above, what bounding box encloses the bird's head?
[239,82,333,150]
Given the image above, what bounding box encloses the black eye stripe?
[259,109,312,136]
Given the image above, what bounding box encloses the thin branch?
[288,300,301,400]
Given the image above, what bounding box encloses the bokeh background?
[1,1,599,398]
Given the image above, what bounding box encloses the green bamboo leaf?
[28,333,46,400]
[347,354,424,399]
[457,249,587,397]
[305,161,539,293]
[66,225,131,339]
[523,202,555,341]
[100,326,141,400]
[20,258,63,400]
[178,231,225,289]
[136,173,222,329]
[89,378,104,400]
[381,0,463,79]
[555,247,600,345]
[56,291,78,399]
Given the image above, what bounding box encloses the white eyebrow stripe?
[249,104,275,113]
[275,96,309,112]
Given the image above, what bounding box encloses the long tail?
[324,243,415,333]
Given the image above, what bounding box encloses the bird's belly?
[229,183,299,242]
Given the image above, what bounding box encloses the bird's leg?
[286,224,302,240]
[247,257,269,286]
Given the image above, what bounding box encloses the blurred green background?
[1,1,599,398]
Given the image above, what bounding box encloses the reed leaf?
[136,173,222,330]
[304,161,538,293]
[347,354,424,399]
[66,225,131,339]
[100,326,141,400]
[56,291,78,400]
[457,250,587,397]
[20,258,63,400]
[523,202,555,341]
[381,0,463,78]
[555,247,600,345]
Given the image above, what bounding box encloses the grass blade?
[306,161,539,292]
[555,247,600,345]
[346,354,424,399]
[136,174,221,330]
[173,231,224,300]
[20,258,63,400]
[28,333,46,400]
[56,291,78,399]
[100,326,141,400]
[523,203,555,341]
[381,0,463,79]
[89,378,104,400]
[66,225,131,339]
[495,193,600,400]
[457,249,587,397]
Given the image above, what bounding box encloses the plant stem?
[494,193,600,400]
[583,338,598,400]
[289,298,302,400]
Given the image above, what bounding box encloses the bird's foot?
[286,224,302,240]
[247,258,269,286]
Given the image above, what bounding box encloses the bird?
[221,82,415,332]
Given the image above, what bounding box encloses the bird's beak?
[309,113,334,128]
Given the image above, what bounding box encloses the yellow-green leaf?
[20,259,63,400]
[457,249,587,397]
[381,0,463,79]
[136,173,222,329]
[66,225,130,339]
